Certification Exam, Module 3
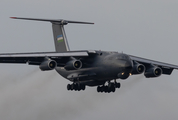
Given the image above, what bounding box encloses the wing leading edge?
[0,51,88,65]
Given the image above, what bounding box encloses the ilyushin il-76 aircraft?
[1,17,178,93]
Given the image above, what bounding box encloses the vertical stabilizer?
[52,23,70,52]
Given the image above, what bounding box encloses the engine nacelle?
[64,60,82,70]
[131,61,145,75]
[144,65,162,78]
[39,60,57,71]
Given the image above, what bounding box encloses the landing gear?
[67,83,86,91]
[67,80,120,93]
[115,82,121,88]
[97,81,121,93]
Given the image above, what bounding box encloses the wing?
[129,55,178,75]
[0,51,89,66]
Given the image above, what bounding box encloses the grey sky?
[0,0,178,120]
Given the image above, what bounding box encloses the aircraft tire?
[77,84,81,91]
[104,86,108,93]
[116,83,121,88]
[74,84,78,91]
[111,87,115,92]
[100,86,104,92]
[71,84,74,90]
[97,86,100,92]
[67,84,71,90]
[111,83,115,90]
[81,85,86,90]
[108,83,114,92]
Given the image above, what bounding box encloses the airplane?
[1,17,178,93]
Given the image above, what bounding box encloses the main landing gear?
[67,80,120,93]
[67,83,86,91]
[97,82,120,93]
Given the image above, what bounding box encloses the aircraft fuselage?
[6,17,178,93]
[55,51,133,86]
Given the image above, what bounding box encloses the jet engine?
[64,60,82,70]
[131,61,145,75]
[144,65,162,78]
[39,60,57,71]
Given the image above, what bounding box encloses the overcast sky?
[0,0,178,120]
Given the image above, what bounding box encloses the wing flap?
[161,68,173,75]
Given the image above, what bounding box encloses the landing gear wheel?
[67,84,71,90]
[100,86,104,93]
[74,84,78,91]
[115,83,121,88]
[81,85,86,90]
[111,86,115,92]
[104,86,108,93]
[108,83,114,92]
[76,84,81,91]
[71,84,74,90]
[97,86,101,92]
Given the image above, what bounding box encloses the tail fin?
[10,17,94,52]
[52,23,70,52]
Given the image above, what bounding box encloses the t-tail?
[10,17,94,52]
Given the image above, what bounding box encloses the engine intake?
[131,61,145,75]
[64,60,82,70]
[39,60,57,71]
[144,65,162,78]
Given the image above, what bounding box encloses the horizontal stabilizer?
[10,17,94,25]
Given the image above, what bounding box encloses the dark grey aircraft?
[1,17,178,93]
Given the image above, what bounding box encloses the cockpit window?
[116,55,129,60]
